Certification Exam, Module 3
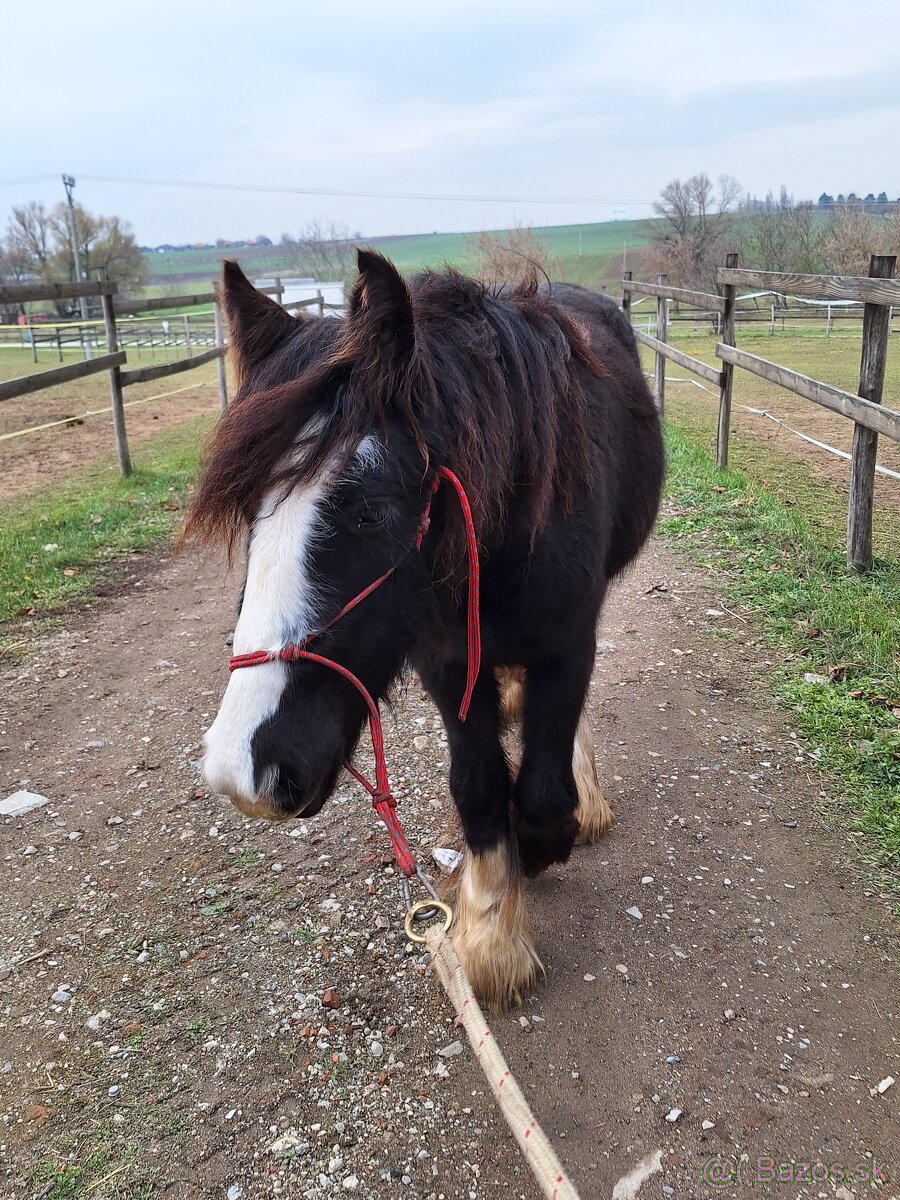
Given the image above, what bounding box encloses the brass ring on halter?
[404,899,453,944]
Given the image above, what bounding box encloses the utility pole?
[62,174,92,356]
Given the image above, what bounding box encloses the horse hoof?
[448,844,544,1011]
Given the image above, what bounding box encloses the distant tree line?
[740,188,898,214]
[640,176,899,294]
[0,199,145,318]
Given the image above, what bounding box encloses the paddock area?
[1,533,897,1198]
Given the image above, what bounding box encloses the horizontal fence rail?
[623,278,726,314]
[633,328,723,387]
[715,344,900,442]
[0,279,117,306]
[120,345,224,387]
[717,268,900,308]
[0,351,127,403]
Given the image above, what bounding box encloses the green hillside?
[143,217,659,291]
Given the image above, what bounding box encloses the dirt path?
[1,528,897,1200]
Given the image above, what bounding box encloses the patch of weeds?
[200,884,233,916]
[184,1016,212,1043]
[229,847,265,870]
[662,424,900,882]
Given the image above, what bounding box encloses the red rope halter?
[227,466,481,877]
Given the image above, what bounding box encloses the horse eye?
[356,500,389,528]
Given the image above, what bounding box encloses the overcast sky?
[3,0,899,246]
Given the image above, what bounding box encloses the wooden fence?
[623,254,899,572]
[0,277,326,478]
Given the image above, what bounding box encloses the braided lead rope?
[425,927,582,1200]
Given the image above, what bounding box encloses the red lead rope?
[228,465,481,877]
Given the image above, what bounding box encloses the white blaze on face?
[201,434,380,814]
[202,478,326,812]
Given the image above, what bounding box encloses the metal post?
[62,174,92,358]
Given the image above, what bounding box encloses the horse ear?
[347,249,415,362]
[220,260,297,385]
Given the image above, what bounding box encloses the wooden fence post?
[317,288,324,317]
[654,274,668,415]
[213,283,228,413]
[622,271,632,323]
[847,253,896,572]
[273,276,284,308]
[98,278,131,478]
[183,313,192,358]
[716,252,739,469]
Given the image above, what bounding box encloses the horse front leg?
[417,660,542,1010]
[512,643,596,877]
[497,666,613,843]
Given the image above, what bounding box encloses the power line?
[77,173,654,206]
[0,175,59,187]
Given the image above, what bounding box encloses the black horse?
[187,252,663,1009]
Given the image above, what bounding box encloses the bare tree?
[466,222,558,285]
[6,201,53,277]
[740,194,824,277]
[648,173,742,291]
[280,219,356,282]
[820,205,884,275]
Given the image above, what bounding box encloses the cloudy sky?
[3,0,898,246]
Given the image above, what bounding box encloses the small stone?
[323,988,340,1009]
[227,1187,244,1200]
[723,1008,736,1021]
[106,816,123,827]
[209,826,219,838]
[432,847,463,872]
[640,875,654,885]
[664,1108,682,1123]
[626,906,643,920]
[369,1041,384,1058]
[666,1055,680,1065]
[85,740,107,750]
[583,974,596,982]
[136,950,149,964]
[662,1187,675,1197]
[0,790,51,817]
[437,1040,463,1057]
[803,672,829,685]
[108,1085,120,1097]
[67,831,83,842]
[86,1010,110,1032]
[51,989,73,1003]
[615,964,628,976]
[702,1119,715,1130]
[342,1177,359,1192]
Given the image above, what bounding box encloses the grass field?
[0,414,213,639]
[144,217,657,290]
